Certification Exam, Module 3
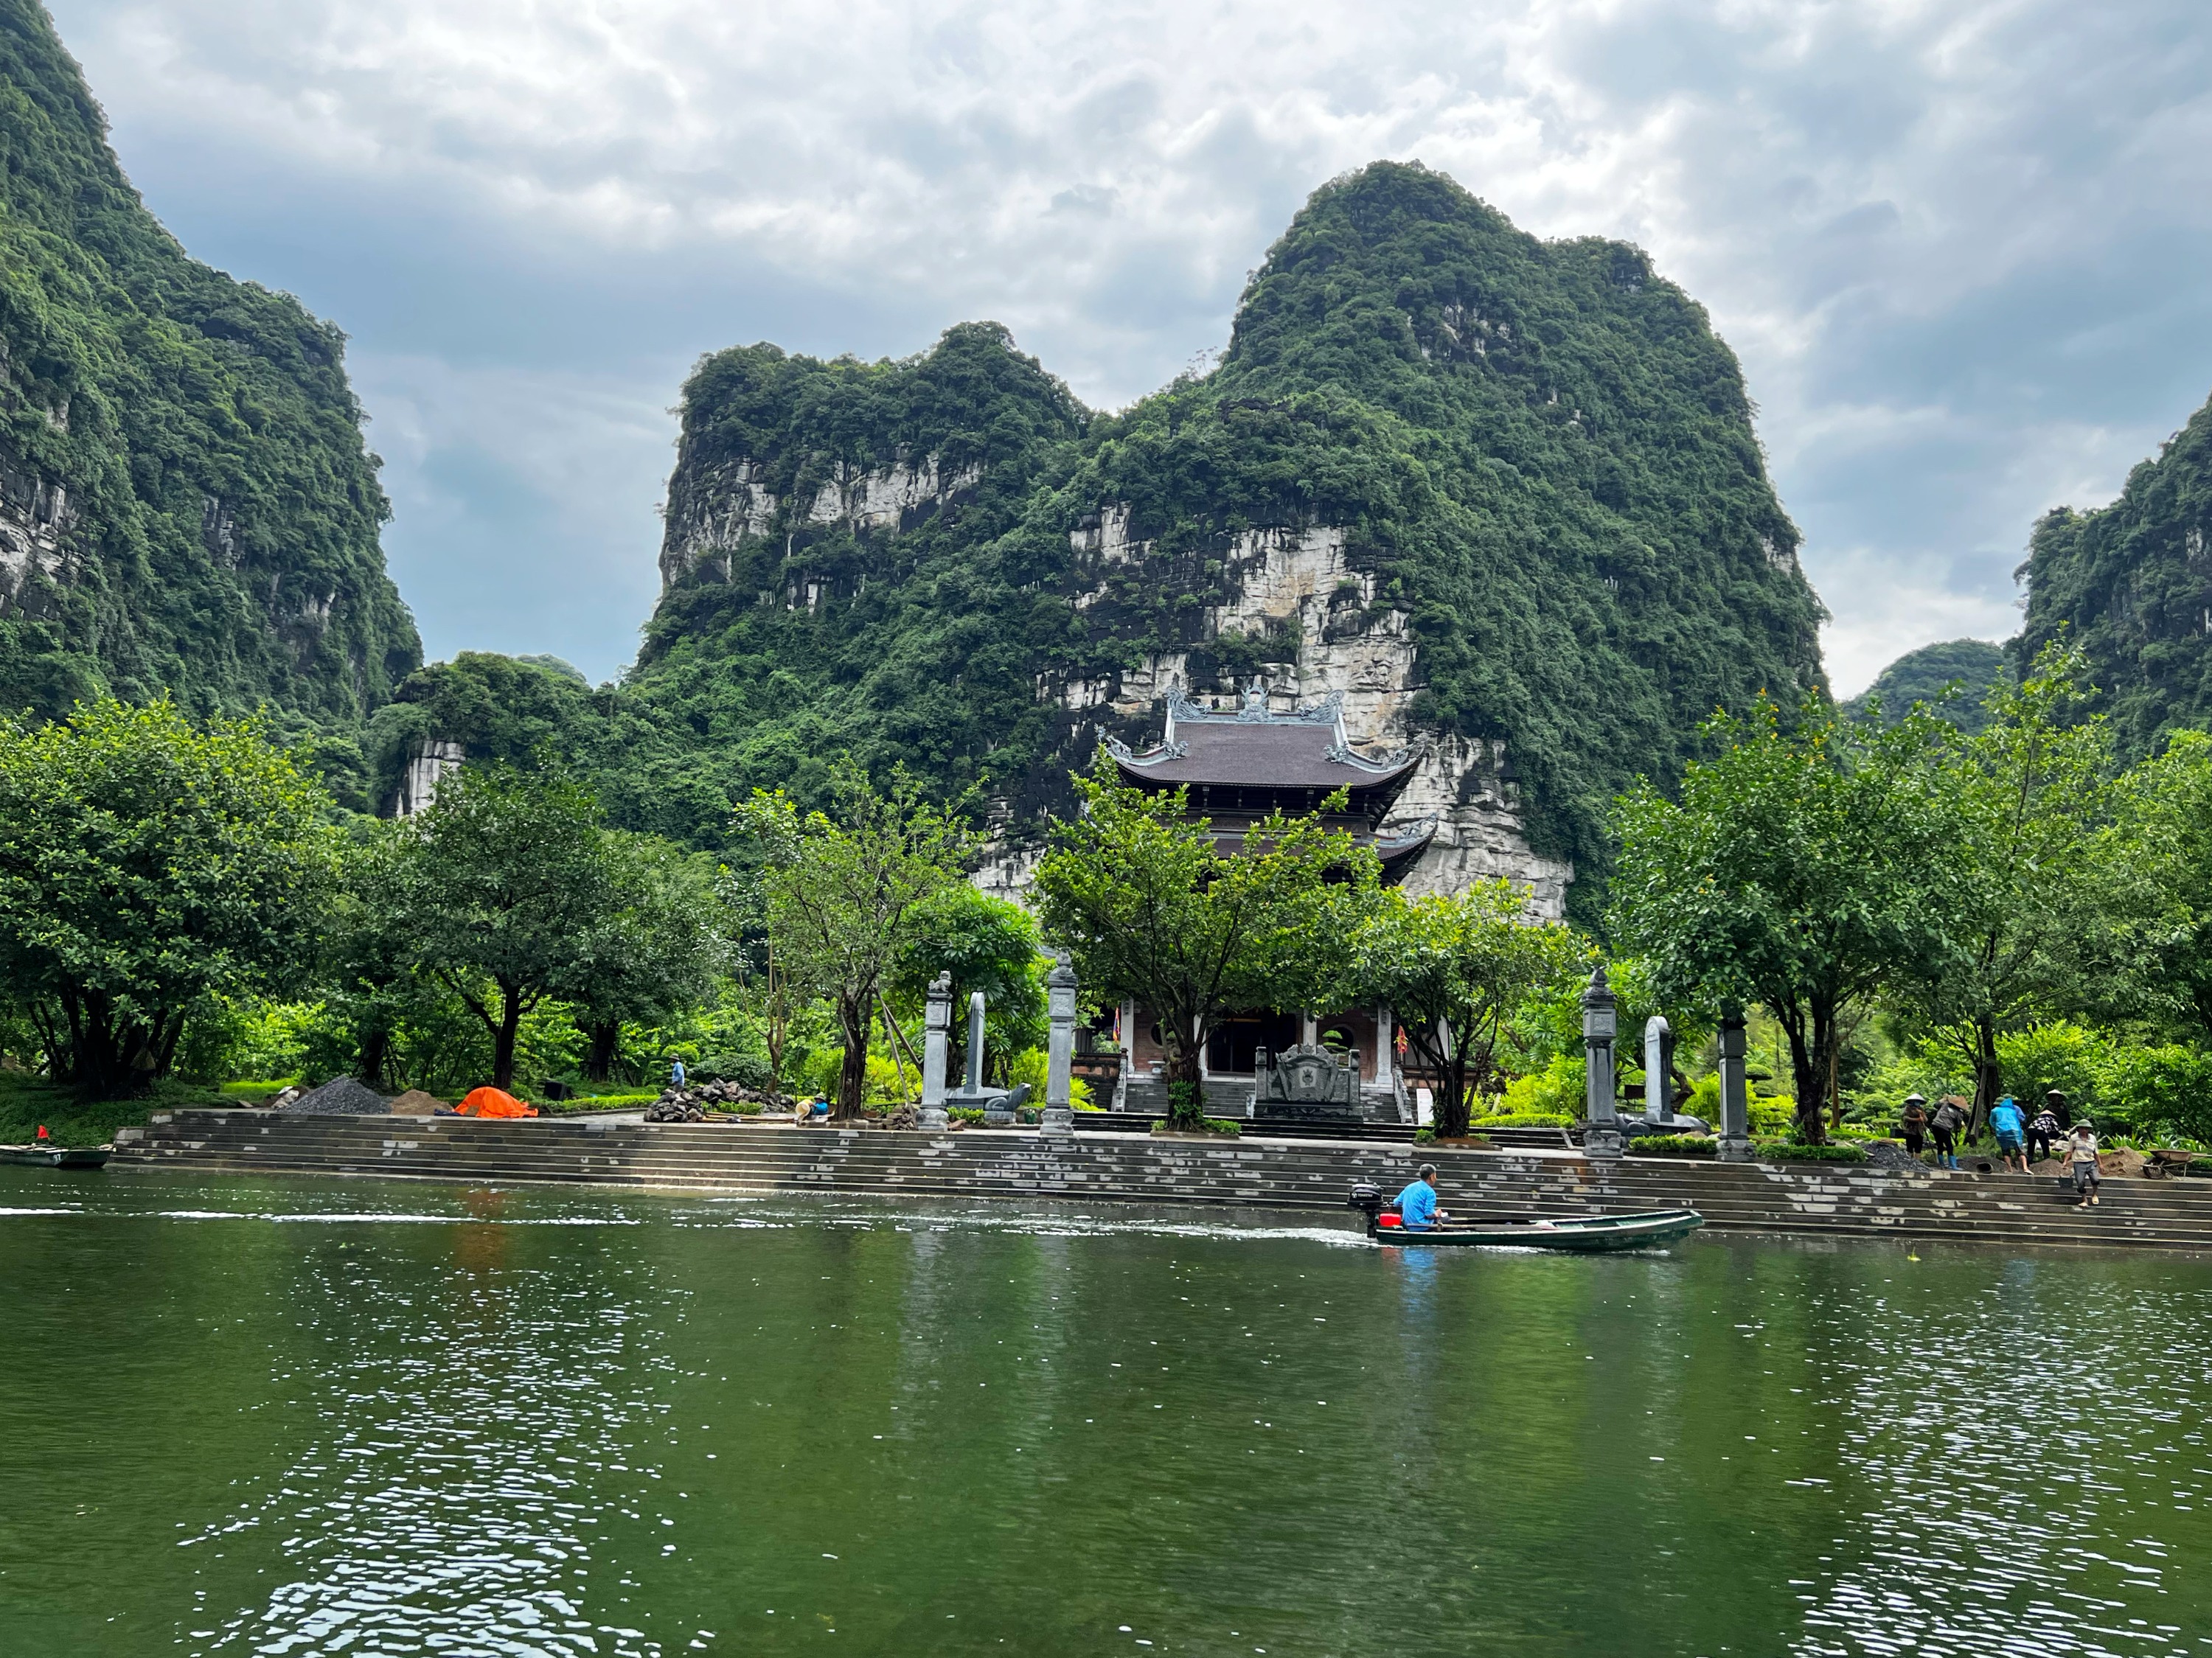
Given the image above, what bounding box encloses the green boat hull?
[1367,1208,1703,1251]
[0,1146,112,1168]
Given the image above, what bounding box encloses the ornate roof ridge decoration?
[1105,734,1188,766]
[1166,685,1345,726]
[1374,815,1439,849]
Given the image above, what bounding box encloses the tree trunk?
[1165,1024,1206,1127]
[492,986,524,1092]
[356,1027,392,1091]
[582,1020,622,1084]
[1436,1019,1472,1139]
[1783,1005,1831,1144]
[1971,1015,2001,1135]
[835,993,871,1121]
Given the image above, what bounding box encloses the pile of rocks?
[654,1081,777,1113]
[643,1099,706,1124]
[279,1076,392,1115]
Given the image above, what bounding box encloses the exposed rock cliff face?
[616,163,1825,916]
[0,0,419,759]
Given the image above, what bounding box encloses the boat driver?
[1396,1165,1447,1230]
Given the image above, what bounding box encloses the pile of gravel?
[280,1076,393,1115]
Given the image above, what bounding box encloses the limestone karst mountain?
[1843,638,2008,735]
[2014,389,2212,760]
[599,162,1826,918]
[0,0,419,798]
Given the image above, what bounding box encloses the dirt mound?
[387,1090,447,1116]
[282,1076,391,1115]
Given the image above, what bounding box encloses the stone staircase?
[109,1110,2212,1252]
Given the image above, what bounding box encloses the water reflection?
[1,1172,2208,1658]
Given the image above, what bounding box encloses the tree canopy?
[1032,755,1377,1126]
[1610,695,1958,1140]
[0,697,333,1094]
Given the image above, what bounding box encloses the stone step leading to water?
[111,1111,2212,1251]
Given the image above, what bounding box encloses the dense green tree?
[401,763,618,1091]
[736,765,971,1118]
[570,836,728,1081]
[1610,697,1956,1141]
[891,884,1046,1082]
[2085,728,2212,1043]
[1350,881,1581,1137]
[318,821,435,1089]
[0,698,333,1094]
[1884,646,2110,1122]
[1032,756,1378,1127]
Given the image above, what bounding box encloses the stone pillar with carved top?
[1043,953,1077,1135]
[919,972,952,1130]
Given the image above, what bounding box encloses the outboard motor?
[1346,1182,1384,1223]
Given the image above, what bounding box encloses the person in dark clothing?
[1899,1094,1929,1157]
[2026,1100,2062,1163]
[1930,1096,1968,1169]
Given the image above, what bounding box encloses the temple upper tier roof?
[1106,686,1425,828]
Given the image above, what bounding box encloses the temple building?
[1097,686,1431,1122]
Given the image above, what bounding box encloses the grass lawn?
[0,1072,229,1146]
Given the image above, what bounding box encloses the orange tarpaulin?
[456,1087,536,1118]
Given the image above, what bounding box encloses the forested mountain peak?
[2014,389,2212,760]
[0,0,420,799]
[499,159,1826,922]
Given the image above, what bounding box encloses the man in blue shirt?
[1989,1095,2028,1174]
[1396,1165,1445,1230]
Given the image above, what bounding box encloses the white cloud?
[46,0,2212,686]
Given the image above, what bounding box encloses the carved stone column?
[1582,964,1623,1159]
[1043,953,1077,1135]
[1717,1009,1751,1161]
[919,972,952,1130]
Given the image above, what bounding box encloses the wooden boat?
[1346,1183,1700,1251]
[0,1144,112,1168]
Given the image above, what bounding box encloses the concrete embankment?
[110,1109,2212,1251]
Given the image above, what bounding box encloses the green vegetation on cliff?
[1843,638,2008,734]
[0,0,418,794]
[2014,390,2212,761]
[534,163,1824,910]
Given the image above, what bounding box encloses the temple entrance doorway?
[1204,1011,1301,1076]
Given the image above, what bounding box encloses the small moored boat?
[0,1144,113,1169]
[1346,1183,1700,1251]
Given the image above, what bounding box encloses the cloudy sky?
[44,0,2212,692]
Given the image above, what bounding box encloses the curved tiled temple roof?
[1107,686,1435,881]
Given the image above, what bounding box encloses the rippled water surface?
[2,1167,2208,1657]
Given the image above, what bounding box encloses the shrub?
[1627,1134,1717,1157]
[1499,1054,1582,1117]
[1472,1111,1572,1128]
[1996,1021,2108,1109]
[1753,1140,1868,1163]
[949,1107,986,1125]
[2094,1045,2212,1143]
[1001,1046,1095,1110]
[1749,1096,1797,1136]
[1413,1126,1434,1143]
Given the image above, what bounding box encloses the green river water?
[1,1167,2207,1657]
